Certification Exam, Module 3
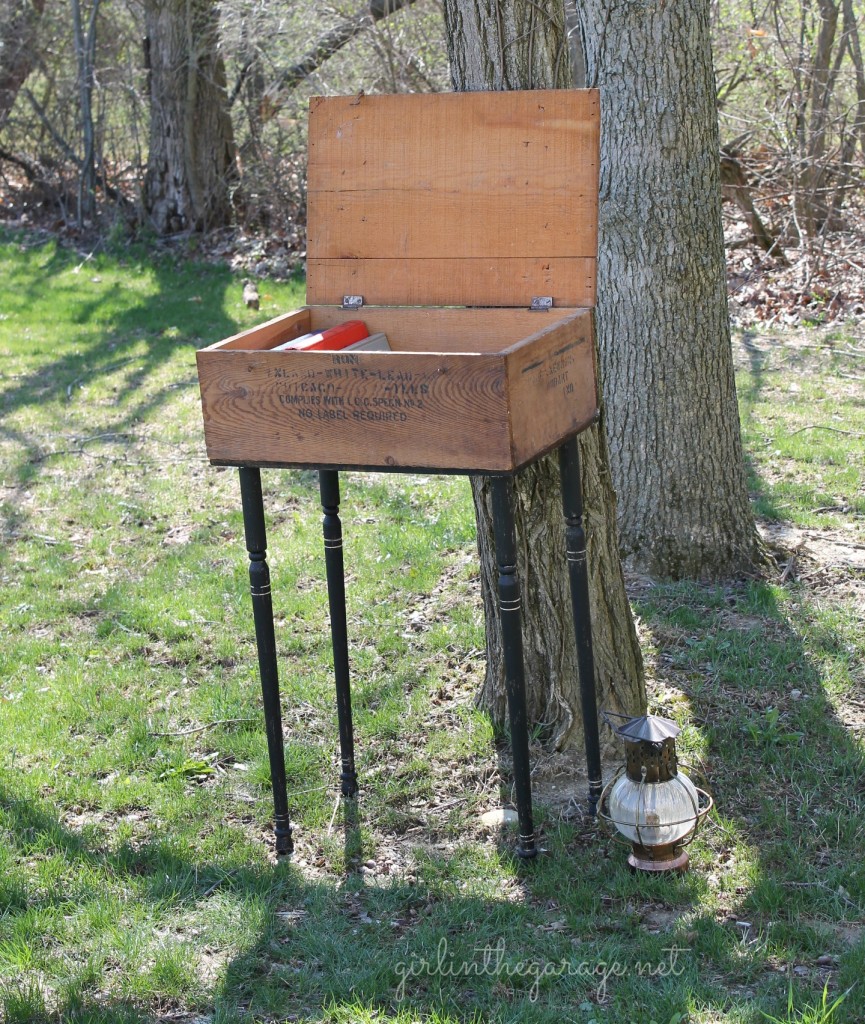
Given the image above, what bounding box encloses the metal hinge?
[530,296,553,311]
[342,295,364,310]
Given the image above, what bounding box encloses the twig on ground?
[30,448,210,466]
[75,431,130,445]
[789,424,865,437]
[782,345,865,357]
[780,554,797,583]
[149,718,256,737]
[830,254,865,274]
[200,870,236,899]
[73,251,96,273]
[327,792,341,835]
[796,564,862,580]
[3,531,72,547]
[782,879,862,910]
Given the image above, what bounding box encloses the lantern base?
[627,842,690,873]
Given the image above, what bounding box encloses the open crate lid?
[306,89,599,309]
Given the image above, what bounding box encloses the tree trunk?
[143,0,238,234]
[0,0,46,127]
[797,0,840,235]
[576,0,758,577]
[71,0,99,224]
[564,0,586,88]
[842,0,865,159]
[443,0,645,750]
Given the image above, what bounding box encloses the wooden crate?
[196,89,600,474]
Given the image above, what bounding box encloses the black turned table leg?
[558,438,603,815]
[489,476,537,859]
[238,467,293,855]
[319,470,358,798]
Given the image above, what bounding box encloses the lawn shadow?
[733,326,863,526]
[0,240,239,543]
[0,764,713,1024]
[631,571,865,1016]
[8,560,863,1022]
[4,285,863,1020]
[736,327,791,523]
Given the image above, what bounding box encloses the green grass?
[736,328,865,528]
[1,229,864,1023]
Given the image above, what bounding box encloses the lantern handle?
[600,709,636,730]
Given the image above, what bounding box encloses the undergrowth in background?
[1,229,863,1024]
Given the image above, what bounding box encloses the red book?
[272,321,368,352]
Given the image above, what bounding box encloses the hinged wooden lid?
[306,89,599,309]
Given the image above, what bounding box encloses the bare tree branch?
[231,0,418,116]
[0,144,42,181]
[21,87,133,209]
[720,147,787,261]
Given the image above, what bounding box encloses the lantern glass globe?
[608,771,700,847]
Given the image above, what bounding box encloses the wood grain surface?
[306,89,599,308]
[197,347,511,471]
[196,307,597,472]
[307,191,597,259]
[308,90,599,194]
[197,90,602,470]
[203,309,312,351]
[305,257,595,308]
[204,305,587,353]
[505,309,598,465]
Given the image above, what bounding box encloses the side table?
[235,433,602,859]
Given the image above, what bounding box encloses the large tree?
[143,0,238,233]
[0,0,45,127]
[575,0,758,576]
[443,0,646,750]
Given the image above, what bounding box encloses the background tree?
[712,0,865,248]
[575,0,759,577]
[0,0,45,127]
[70,0,98,223]
[0,0,142,222]
[143,0,238,233]
[442,0,646,750]
[1,0,862,246]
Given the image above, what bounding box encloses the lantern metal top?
[603,711,682,744]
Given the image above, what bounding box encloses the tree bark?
[797,0,840,235]
[564,0,586,88]
[71,0,99,223]
[576,0,758,577]
[0,0,45,127]
[842,0,865,158]
[143,0,238,234]
[443,0,645,750]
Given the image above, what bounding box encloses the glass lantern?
[599,713,712,872]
